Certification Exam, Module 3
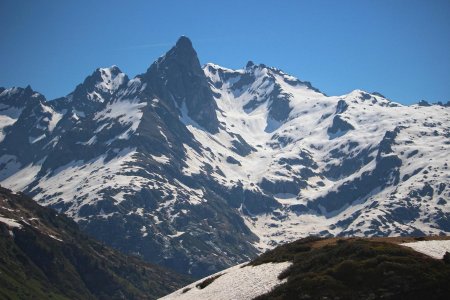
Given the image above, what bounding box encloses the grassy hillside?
[0,187,191,300]
[252,236,450,300]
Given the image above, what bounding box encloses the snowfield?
[401,240,450,259]
[196,63,450,249]
[160,261,292,300]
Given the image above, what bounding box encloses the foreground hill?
[0,186,190,300]
[0,36,449,276]
[163,236,450,300]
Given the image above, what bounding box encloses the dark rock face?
[0,87,56,166]
[335,99,348,114]
[235,67,295,128]
[391,205,420,222]
[70,66,127,113]
[260,177,307,195]
[324,144,375,180]
[51,66,129,118]
[327,115,355,138]
[309,132,403,213]
[243,189,281,215]
[418,100,431,106]
[377,126,404,161]
[267,86,292,123]
[0,85,41,108]
[144,36,220,133]
[215,182,281,215]
[371,91,386,98]
[79,184,258,278]
[230,133,256,156]
[290,204,309,214]
[359,91,373,101]
[226,155,241,165]
[434,211,450,231]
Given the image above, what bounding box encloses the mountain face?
[53,65,129,116]
[0,36,449,277]
[143,36,220,133]
[0,186,189,299]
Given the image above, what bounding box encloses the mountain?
[0,186,190,299]
[162,236,450,300]
[0,36,449,277]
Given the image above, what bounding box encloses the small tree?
[443,252,450,264]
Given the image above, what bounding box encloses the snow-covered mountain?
[202,62,450,249]
[1,36,449,277]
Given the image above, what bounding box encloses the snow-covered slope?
[402,240,450,259]
[193,62,450,250]
[160,261,291,300]
[52,65,129,116]
[0,36,449,276]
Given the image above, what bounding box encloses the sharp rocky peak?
[0,86,45,107]
[64,65,128,112]
[80,65,127,93]
[148,36,200,75]
[144,36,220,133]
[1,85,37,97]
[245,60,255,69]
[175,35,194,50]
[241,61,325,95]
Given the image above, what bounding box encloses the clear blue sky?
[1,0,449,104]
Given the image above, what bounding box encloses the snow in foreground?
[160,262,292,300]
[401,240,450,259]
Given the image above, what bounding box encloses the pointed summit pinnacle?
[246,61,255,69]
[156,36,197,65]
[170,36,196,60]
[144,36,220,133]
[176,36,193,49]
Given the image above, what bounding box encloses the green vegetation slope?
[252,236,450,300]
[0,186,190,300]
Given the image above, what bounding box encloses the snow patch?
[48,234,64,242]
[94,98,147,139]
[0,216,23,229]
[1,162,42,191]
[0,105,23,142]
[29,134,46,144]
[151,154,170,165]
[161,261,292,300]
[168,231,185,238]
[401,240,450,259]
